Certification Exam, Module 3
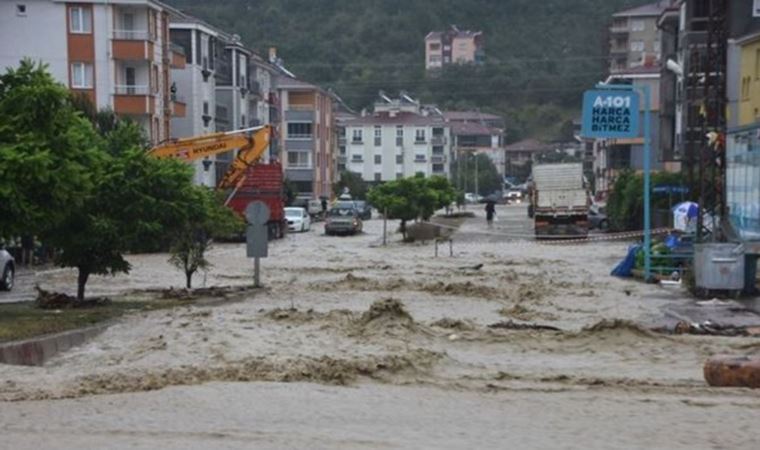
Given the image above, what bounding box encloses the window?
[351,154,363,162]
[287,151,309,168]
[70,62,93,88]
[415,129,426,143]
[352,129,363,143]
[630,40,644,52]
[338,163,346,172]
[396,172,403,180]
[429,43,441,51]
[287,122,313,139]
[16,4,26,16]
[396,125,404,146]
[432,146,444,155]
[69,6,92,33]
[374,155,382,165]
[338,127,346,138]
[339,146,346,155]
[374,173,382,182]
[203,101,210,116]
[433,164,445,173]
[429,55,442,63]
[415,154,426,162]
[742,76,751,101]
[241,115,246,128]
[631,20,645,32]
[374,126,382,146]
[396,154,403,164]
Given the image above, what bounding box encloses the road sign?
[581,90,640,139]
[246,225,269,258]
[245,201,270,225]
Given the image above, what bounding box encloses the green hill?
[166,0,651,141]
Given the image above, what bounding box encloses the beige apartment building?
[425,25,484,70]
[609,1,670,73]
[0,0,187,144]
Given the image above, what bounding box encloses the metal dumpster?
[694,243,746,291]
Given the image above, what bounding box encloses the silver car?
[0,249,15,291]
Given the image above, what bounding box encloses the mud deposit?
[2,207,760,449]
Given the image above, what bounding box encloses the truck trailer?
[529,163,590,239]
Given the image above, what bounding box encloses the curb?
[0,323,110,367]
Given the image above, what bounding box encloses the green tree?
[47,149,198,300]
[333,171,368,199]
[0,60,104,239]
[169,188,243,289]
[450,153,503,197]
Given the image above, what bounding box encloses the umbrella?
[672,201,699,232]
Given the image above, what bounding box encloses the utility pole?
[474,151,479,197]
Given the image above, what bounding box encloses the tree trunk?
[77,268,89,301]
[185,270,193,289]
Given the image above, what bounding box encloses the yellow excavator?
[149,125,273,190]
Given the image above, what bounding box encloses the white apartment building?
[0,0,185,144]
[339,95,452,182]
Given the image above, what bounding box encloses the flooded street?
[1,205,759,449]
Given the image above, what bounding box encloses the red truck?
[226,162,287,240]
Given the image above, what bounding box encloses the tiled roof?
[341,112,446,127]
[504,139,552,153]
[613,1,670,18]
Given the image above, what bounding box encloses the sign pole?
[254,256,261,288]
[642,84,652,281]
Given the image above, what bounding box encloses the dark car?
[589,204,609,231]
[353,200,372,220]
[325,207,363,236]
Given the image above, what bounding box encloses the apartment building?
[425,25,484,70]
[339,94,453,182]
[0,0,186,144]
[277,75,335,199]
[443,111,506,176]
[609,1,670,73]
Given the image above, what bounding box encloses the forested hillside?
[167,0,651,141]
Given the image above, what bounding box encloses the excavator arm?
[148,125,273,189]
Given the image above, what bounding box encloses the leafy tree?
[367,175,457,239]
[450,152,502,196]
[0,60,104,239]
[333,171,368,199]
[47,149,198,300]
[169,188,243,289]
[606,170,688,231]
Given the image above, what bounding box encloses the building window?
[374,173,382,182]
[415,129,426,143]
[374,126,382,146]
[415,154,426,162]
[742,76,751,101]
[338,127,346,138]
[70,62,93,88]
[374,155,382,165]
[287,122,313,139]
[630,40,644,52]
[429,43,441,51]
[433,164,445,173]
[241,115,246,128]
[203,101,209,115]
[339,146,346,155]
[429,55,442,64]
[631,19,645,32]
[351,154,363,162]
[16,4,27,16]
[396,172,403,180]
[396,154,403,164]
[432,146,444,155]
[69,6,92,34]
[352,129,363,143]
[287,151,310,168]
[338,163,346,172]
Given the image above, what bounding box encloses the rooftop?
[504,139,553,153]
[450,122,501,136]
[613,1,671,18]
[443,111,503,122]
[426,25,483,40]
[340,112,447,127]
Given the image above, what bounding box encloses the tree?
[333,171,368,199]
[450,153,503,197]
[47,149,198,300]
[169,188,243,289]
[0,60,104,239]
[367,175,457,239]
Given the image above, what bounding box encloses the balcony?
[285,110,315,121]
[285,138,314,151]
[113,85,154,115]
[171,94,186,118]
[431,135,447,145]
[338,136,347,145]
[112,30,154,61]
[431,155,447,164]
[170,44,186,69]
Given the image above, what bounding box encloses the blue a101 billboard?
[581,90,640,139]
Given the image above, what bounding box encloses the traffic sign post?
[582,84,652,281]
[245,201,271,288]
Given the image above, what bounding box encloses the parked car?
[0,248,15,291]
[284,207,311,232]
[325,207,363,235]
[589,204,609,230]
[464,193,482,204]
[353,200,372,220]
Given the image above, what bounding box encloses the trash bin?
[694,243,745,291]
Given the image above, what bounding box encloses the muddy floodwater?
[1,205,759,449]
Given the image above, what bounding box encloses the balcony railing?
[114,85,150,95]
[112,29,151,41]
[431,136,447,145]
[287,133,313,140]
